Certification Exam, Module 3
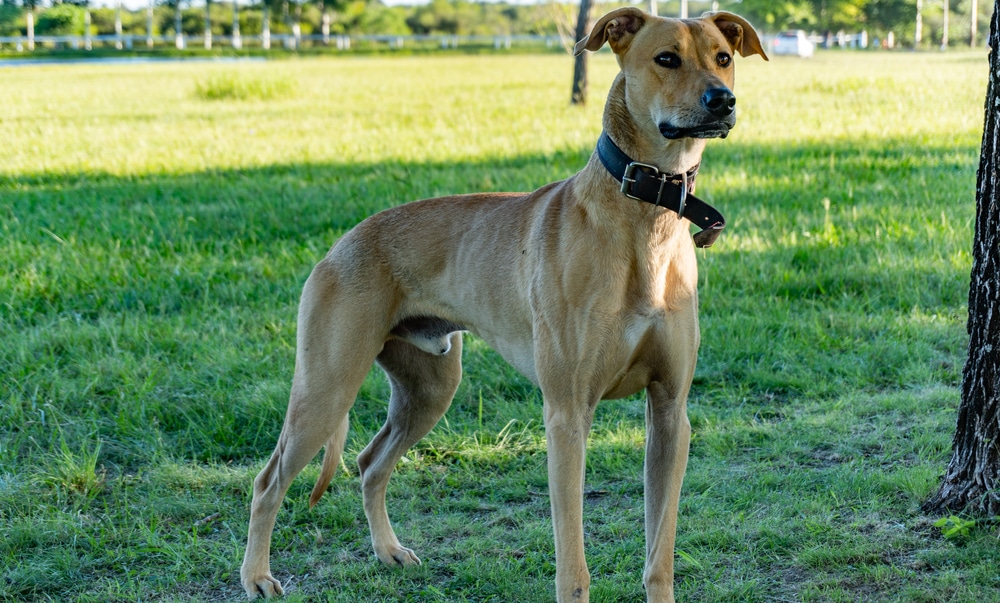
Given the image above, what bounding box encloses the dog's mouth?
[659,122,733,140]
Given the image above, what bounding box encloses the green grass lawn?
[0,50,994,602]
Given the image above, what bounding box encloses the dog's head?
[575,8,767,141]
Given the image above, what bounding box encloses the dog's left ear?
[706,12,769,60]
[574,7,646,56]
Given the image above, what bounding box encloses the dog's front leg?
[543,397,595,602]
[642,379,693,603]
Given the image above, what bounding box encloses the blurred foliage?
[0,0,991,47]
[34,3,85,34]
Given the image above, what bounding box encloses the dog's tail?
[308,418,349,508]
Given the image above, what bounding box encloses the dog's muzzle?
[660,87,737,140]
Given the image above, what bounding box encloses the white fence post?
[262,6,270,50]
[204,0,212,50]
[232,0,241,49]
[146,3,154,48]
[941,0,949,50]
[115,0,123,50]
[26,12,34,51]
[85,11,92,50]
[175,2,185,49]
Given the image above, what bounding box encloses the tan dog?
[241,8,766,602]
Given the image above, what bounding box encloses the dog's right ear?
[707,11,769,60]
[574,7,647,56]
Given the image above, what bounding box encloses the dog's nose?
[702,87,736,118]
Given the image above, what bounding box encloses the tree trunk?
[923,0,1000,517]
[570,0,593,106]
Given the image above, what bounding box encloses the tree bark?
[923,0,1000,517]
[570,0,593,106]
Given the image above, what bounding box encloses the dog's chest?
[622,304,661,349]
[595,309,665,399]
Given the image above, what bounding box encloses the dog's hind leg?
[241,263,388,599]
[358,334,463,566]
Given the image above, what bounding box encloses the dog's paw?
[242,572,284,600]
[376,544,422,567]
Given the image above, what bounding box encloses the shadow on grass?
[0,135,976,464]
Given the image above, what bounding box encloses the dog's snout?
[702,87,736,118]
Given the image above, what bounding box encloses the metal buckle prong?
[621,161,659,200]
[655,176,668,208]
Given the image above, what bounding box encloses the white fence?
[0,32,566,53]
[0,31,879,54]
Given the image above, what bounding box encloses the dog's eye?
[655,52,682,69]
[717,53,732,67]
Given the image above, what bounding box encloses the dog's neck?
[571,73,713,251]
[602,74,707,176]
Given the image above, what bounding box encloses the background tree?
[810,0,868,30]
[0,1,22,35]
[569,0,592,106]
[153,0,184,38]
[923,0,1000,517]
[863,0,915,38]
[738,0,816,30]
[34,2,86,34]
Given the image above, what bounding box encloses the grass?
[194,74,298,101]
[0,50,994,602]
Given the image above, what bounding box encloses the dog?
[240,8,766,602]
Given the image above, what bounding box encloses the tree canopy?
[727,0,981,40]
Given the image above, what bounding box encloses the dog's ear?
[574,7,646,56]
[706,12,769,60]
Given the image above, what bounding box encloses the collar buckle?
[620,161,660,200]
[622,161,688,217]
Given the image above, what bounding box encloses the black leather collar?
[596,131,726,248]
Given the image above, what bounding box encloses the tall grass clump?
[40,437,105,500]
[194,73,297,101]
